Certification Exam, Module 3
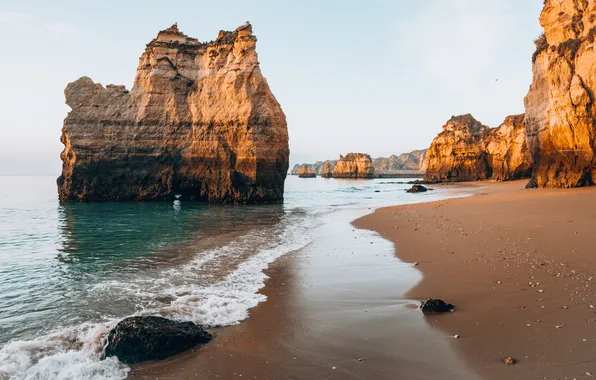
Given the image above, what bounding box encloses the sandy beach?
[355,180,596,380]
[130,205,479,380]
[130,180,596,380]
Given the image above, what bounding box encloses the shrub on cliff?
[532,33,548,63]
[557,38,581,61]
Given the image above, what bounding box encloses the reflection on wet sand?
[130,208,480,380]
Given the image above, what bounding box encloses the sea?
[0,175,458,380]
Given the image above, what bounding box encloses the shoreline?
[130,191,479,380]
[354,180,596,380]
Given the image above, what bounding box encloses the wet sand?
[355,180,596,380]
[131,207,479,380]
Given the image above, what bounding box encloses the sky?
[0,0,543,175]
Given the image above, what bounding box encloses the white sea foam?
[0,322,128,380]
[0,210,317,380]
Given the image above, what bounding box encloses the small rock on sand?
[504,357,517,365]
[420,298,455,313]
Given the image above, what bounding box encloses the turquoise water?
[0,175,453,379]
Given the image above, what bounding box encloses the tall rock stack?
[321,162,333,178]
[525,0,596,187]
[332,153,375,178]
[58,23,289,202]
[425,114,533,182]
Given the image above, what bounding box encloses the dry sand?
[355,180,596,380]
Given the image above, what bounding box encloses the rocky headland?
[58,23,289,203]
[298,164,316,178]
[332,153,375,178]
[525,0,596,188]
[291,149,427,177]
[373,149,427,172]
[424,114,533,182]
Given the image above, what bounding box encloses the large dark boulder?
[420,298,455,313]
[104,316,212,364]
[406,184,428,193]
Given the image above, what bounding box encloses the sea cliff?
[58,23,289,202]
[425,114,532,182]
[525,0,596,188]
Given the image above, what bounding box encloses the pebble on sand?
[504,357,517,365]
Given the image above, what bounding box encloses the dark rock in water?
[420,298,455,313]
[406,184,428,193]
[374,190,381,193]
[104,316,212,364]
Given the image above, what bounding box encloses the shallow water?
[0,175,455,379]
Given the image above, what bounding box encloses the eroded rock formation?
[298,164,316,178]
[321,162,333,178]
[525,0,596,188]
[58,23,289,202]
[332,153,375,178]
[425,114,533,182]
[373,150,427,171]
[486,114,534,181]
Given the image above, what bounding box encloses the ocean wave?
[0,210,317,380]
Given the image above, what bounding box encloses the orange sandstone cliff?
[58,23,289,202]
[525,0,596,187]
[425,114,533,182]
[332,153,375,178]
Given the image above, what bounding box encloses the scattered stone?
[413,262,420,266]
[453,334,460,339]
[504,357,517,365]
[104,316,212,364]
[420,298,455,313]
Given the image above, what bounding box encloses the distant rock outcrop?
[525,0,596,188]
[321,162,333,178]
[58,23,289,203]
[332,153,375,178]
[373,150,427,171]
[290,160,337,175]
[298,164,316,178]
[425,114,533,182]
[292,149,426,177]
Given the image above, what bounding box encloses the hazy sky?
[0,0,543,175]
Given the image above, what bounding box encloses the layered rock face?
[425,114,533,182]
[58,23,289,202]
[425,115,491,182]
[332,153,375,178]
[524,0,596,188]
